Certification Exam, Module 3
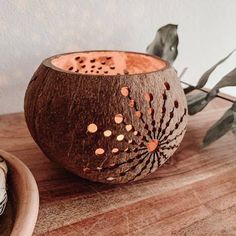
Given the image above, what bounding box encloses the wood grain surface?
[0,96,236,235]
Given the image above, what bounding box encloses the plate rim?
[0,149,39,236]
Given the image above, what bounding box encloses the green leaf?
[184,85,195,94]
[196,49,235,89]
[207,68,236,100]
[203,102,236,147]
[232,122,236,134]
[146,24,179,64]
[187,91,208,115]
[187,68,236,115]
[232,102,236,135]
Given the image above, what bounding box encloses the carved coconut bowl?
[24,51,187,184]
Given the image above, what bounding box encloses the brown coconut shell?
[24,50,187,184]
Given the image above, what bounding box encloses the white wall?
[0,0,235,114]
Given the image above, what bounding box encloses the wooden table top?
[1,96,236,236]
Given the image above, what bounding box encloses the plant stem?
[181,81,235,103]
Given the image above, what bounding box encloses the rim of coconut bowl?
[42,50,171,78]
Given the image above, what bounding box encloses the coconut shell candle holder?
[24,51,187,184]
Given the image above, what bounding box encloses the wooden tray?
[0,150,39,236]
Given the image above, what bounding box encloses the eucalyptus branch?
[147,24,236,147]
[180,80,235,103]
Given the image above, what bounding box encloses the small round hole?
[107,177,115,181]
[133,131,139,136]
[75,56,80,60]
[104,130,112,137]
[135,111,142,118]
[98,67,102,70]
[144,93,153,102]
[90,59,96,63]
[112,148,119,154]
[121,87,129,97]
[82,65,86,68]
[95,148,105,155]
[79,60,84,63]
[147,108,154,115]
[164,82,170,90]
[117,134,124,141]
[87,123,98,133]
[125,124,133,132]
[104,71,108,74]
[114,114,123,124]
[128,139,133,144]
[128,100,135,108]
[90,70,94,73]
[68,66,73,71]
[174,100,179,108]
[101,62,106,65]
[91,65,96,68]
[124,69,129,74]
[83,167,91,172]
[106,57,112,60]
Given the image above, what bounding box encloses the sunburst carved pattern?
[86,81,187,182]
